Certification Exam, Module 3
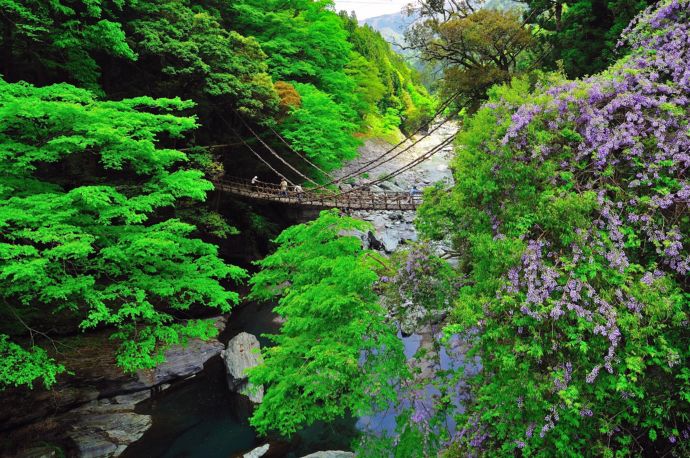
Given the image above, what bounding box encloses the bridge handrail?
[217,176,416,197]
[213,176,423,209]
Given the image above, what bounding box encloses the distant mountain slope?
[361,1,524,49]
[361,11,415,51]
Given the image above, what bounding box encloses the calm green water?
[122,301,358,458]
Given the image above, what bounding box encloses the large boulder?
[124,316,227,392]
[221,332,264,403]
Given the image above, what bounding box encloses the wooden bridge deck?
[214,178,422,211]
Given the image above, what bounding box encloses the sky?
[333,0,410,20]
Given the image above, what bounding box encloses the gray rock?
[221,332,264,403]
[70,431,122,458]
[365,231,385,251]
[244,444,270,458]
[380,232,400,253]
[300,452,355,458]
[371,215,388,231]
[16,445,61,458]
[112,390,150,406]
[378,181,403,192]
[126,317,227,391]
[398,300,429,336]
[68,401,152,458]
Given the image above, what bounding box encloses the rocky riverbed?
[334,122,458,254]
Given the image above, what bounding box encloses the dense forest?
[0,0,434,387]
[1,0,688,457]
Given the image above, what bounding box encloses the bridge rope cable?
[265,124,338,180]
[333,134,457,199]
[331,92,461,183]
[216,112,295,185]
[362,134,456,187]
[335,135,456,199]
[335,107,461,183]
[297,104,461,196]
[234,111,320,185]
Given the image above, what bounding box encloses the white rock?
[244,444,270,458]
[221,332,264,403]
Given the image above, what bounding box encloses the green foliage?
[343,14,437,133]
[0,334,65,389]
[405,5,535,109]
[0,78,245,387]
[0,0,136,90]
[248,210,406,436]
[124,0,278,117]
[232,0,352,90]
[523,0,653,77]
[278,82,362,171]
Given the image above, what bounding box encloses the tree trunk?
[555,1,563,32]
[1,17,14,81]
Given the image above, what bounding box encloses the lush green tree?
[230,0,353,99]
[521,0,653,77]
[345,52,387,116]
[276,82,361,171]
[340,14,437,134]
[0,78,246,388]
[248,210,406,435]
[115,0,278,117]
[0,0,136,90]
[406,4,536,108]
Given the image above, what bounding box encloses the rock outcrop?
[66,391,152,458]
[2,317,228,458]
[221,332,264,403]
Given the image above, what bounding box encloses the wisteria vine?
[418,1,690,455]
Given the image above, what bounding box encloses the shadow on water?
[122,300,359,458]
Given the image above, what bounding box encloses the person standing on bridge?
[293,184,303,201]
[251,176,259,185]
[279,178,288,197]
[409,185,422,203]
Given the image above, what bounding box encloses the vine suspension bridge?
[210,96,459,211]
